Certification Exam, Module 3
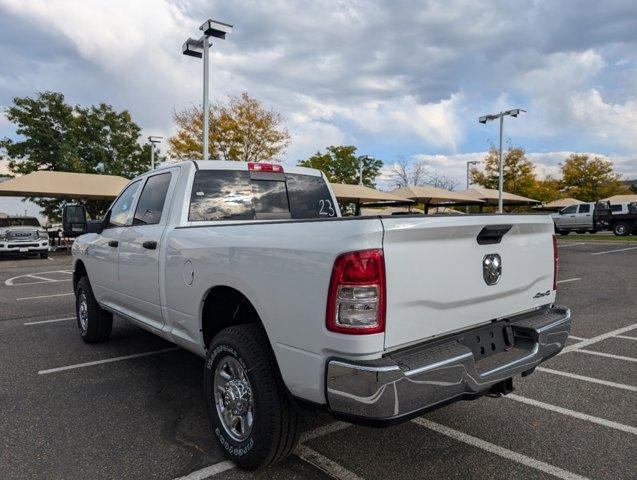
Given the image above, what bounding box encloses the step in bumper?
[326,305,571,423]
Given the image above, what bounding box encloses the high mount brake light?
[552,234,558,291]
[247,162,284,173]
[326,249,386,334]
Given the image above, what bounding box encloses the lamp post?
[466,160,480,213]
[357,155,374,185]
[478,108,526,213]
[182,19,233,161]
[148,136,163,170]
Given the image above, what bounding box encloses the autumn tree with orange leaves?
[168,92,290,162]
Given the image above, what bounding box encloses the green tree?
[471,145,537,198]
[297,145,382,187]
[532,176,563,203]
[0,91,152,220]
[559,154,629,202]
[168,92,290,162]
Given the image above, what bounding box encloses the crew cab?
[0,216,49,258]
[65,161,570,469]
[552,201,637,236]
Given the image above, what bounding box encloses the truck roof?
[155,160,323,178]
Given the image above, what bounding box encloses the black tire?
[613,222,630,236]
[558,230,570,236]
[204,324,300,470]
[40,252,49,259]
[75,276,112,343]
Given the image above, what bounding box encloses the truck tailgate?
[380,215,556,350]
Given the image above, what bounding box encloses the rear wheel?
[558,230,570,236]
[40,252,49,259]
[613,222,630,236]
[204,324,300,470]
[75,276,112,343]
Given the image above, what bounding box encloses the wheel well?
[201,287,261,349]
[73,260,87,292]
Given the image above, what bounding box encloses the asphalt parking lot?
[1,242,635,480]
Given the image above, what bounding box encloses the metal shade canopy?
[460,187,539,205]
[331,183,413,204]
[0,171,129,200]
[535,198,584,210]
[601,194,637,203]
[391,186,484,214]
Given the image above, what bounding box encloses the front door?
[88,180,142,308]
[117,170,176,330]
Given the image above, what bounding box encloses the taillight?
[552,234,558,290]
[326,249,386,334]
[248,162,284,173]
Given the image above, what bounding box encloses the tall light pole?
[466,160,480,213]
[182,19,233,161]
[357,155,374,185]
[148,136,163,170]
[478,108,526,213]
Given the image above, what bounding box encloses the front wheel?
[204,324,300,470]
[558,230,570,236]
[40,251,49,259]
[75,276,113,343]
[613,222,630,236]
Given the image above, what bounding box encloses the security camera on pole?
[478,109,526,213]
[182,19,233,161]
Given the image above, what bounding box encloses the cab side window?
[108,180,142,227]
[578,204,591,214]
[133,173,172,225]
[561,205,577,215]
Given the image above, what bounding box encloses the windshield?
[0,217,41,228]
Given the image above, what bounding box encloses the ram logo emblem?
[482,254,502,286]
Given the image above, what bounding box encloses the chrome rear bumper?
[326,305,571,422]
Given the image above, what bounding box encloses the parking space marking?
[557,277,581,284]
[590,246,637,256]
[301,421,351,443]
[536,367,637,392]
[296,444,366,480]
[17,292,74,301]
[412,417,589,480]
[568,335,587,341]
[615,335,637,341]
[506,394,637,435]
[561,322,637,353]
[24,316,75,326]
[38,347,179,374]
[173,460,235,480]
[557,243,586,247]
[5,270,73,286]
[574,349,637,363]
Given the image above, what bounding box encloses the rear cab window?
[188,167,337,222]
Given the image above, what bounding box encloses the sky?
[0,0,636,218]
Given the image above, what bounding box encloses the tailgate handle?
[477,225,512,245]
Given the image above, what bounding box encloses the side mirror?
[62,204,90,237]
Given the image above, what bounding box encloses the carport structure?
[534,197,584,211]
[459,186,539,211]
[330,183,412,215]
[391,185,484,214]
[0,171,128,200]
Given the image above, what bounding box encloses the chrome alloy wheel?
[213,356,254,442]
[78,292,89,331]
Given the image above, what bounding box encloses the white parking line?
[24,316,75,326]
[5,270,73,286]
[173,460,235,480]
[38,347,179,374]
[412,417,589,480]
[615,335,637,341]
[557,243,586,247]
[574,349,637,363]
[557,277,581,284]
[296,444,365,480]
[536,367,637,392]
[561,322,637,353]
[568,335,587,341]
[301,421,351,442]
[507,394,637,435]
[590,246,637,256]
[17,292,74,301]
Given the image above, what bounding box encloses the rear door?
[380,215,556,349]
[117,169,177,329]
[575,203,592,228]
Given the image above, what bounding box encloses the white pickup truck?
[66,160,570,469]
